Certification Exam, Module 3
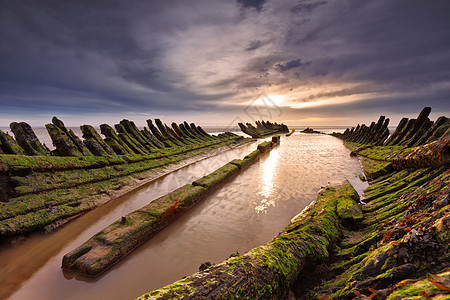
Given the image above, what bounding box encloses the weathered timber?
[52,117,92,156]
[62,140,272,277]
[184,121,206,142]
[165,124,189,144]
[0,129,25,155]
[384,117,408,145]
[301,127,322,134]
[192,163,239,191]
[405,118,433,147]
[171,122,187,139]
[229,149,261,170]
[136,180,357,299]
[306,141,450,299]
[391,133,450,169]
[197,125,212,137]
[239,120,289,138]
[141,128,165,149]
[9,122,47,156]
[272,135,280,144]
[62,184,209,276]
[190,123,211,141]
[115,123,149,155]
[147,119,173,147]
[425,117,450,145]
[46,123,83,156]
[81,125,115,156]
[0,130,252,236]
[179,122,197,140]
[414,116,448,146]
[100,124,135,155]
[392,118,416,145]
[257,140,273,153]
[119,119,158,151]
[155,119,183,146]
[332,107,448,147]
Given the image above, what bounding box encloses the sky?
[1,0,450,128]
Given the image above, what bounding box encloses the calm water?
[1,132,367,300]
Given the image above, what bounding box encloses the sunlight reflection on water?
[256,149,280,212]
[5,133,368,300]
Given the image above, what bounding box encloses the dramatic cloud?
[276,59,311,73]
[0,0,449,126]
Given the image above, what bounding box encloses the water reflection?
[256,149,280,213]
[4,133,367,300]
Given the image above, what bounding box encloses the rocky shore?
[0,118,253,239]
[135,107,449,299]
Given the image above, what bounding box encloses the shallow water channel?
[1,133,367,300]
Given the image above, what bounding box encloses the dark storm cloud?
[0,0,174,113]
[0,0,450,125]
[245,40,263,51]
[290,1,327,13]
[288,1,450,92]
[276,59,311,73]
[237,0,266,11]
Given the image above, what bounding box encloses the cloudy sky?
[1,0,450,127]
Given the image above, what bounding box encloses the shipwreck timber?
[135,107,449,299]
[239,120,289,138]
[62,136,281,277]
[0,117,253,237]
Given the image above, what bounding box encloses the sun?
[251,94,287,107]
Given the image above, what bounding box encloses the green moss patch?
[192,163,239,190]
[136,181,358,299]
[61,140,274,277]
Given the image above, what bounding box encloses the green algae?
[386,270,450,299]
[61,140,267,277]
[192,163,239,190]
[0,129,26,155]
[257,141,272,153]
[0,135,253,236]
[337,195,363,227]
[312,166,450,299]
[136,181,358,299]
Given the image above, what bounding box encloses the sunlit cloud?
[251,94,286,107]
[0,1,449,126]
